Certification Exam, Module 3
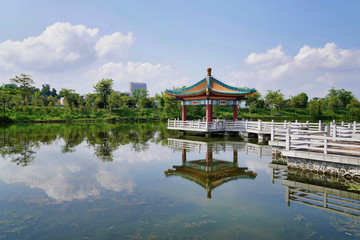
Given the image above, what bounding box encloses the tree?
[59,88,80,110]
[51,88,57,97]
[10,74,35,106]
[93,79,114,109]
[264,90,285,115]
[325,88,354,109]
[0,88,12,118]
[108,91,122,112]
[245,92,262,113]
[346,98,360,116]
[309,99,323,118]
[40,84,51,97]
[32,91,41,107]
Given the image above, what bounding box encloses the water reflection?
[0,123,174,201]
[269,161,360,217]
[165,137,258,198]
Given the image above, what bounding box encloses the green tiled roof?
[165,76,256,96]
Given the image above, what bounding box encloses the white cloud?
[95,32,134,58]
[86,61,171,93]
[0,22,99,71]
[230,43,360,98]
[0,22,135,72]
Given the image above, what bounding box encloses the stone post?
[285,127,291,150]
[324,134,328,155]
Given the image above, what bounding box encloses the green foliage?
[264,90,285,115]
[309,99,323,119]
[93,78,114,109]
[10,74,35,106]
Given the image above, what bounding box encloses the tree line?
[1,73,360,122]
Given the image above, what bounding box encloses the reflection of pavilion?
[165,138,257,198]
[269,162,360,217]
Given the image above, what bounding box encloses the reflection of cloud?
[241,154,272,174]
[0,145,137,201]
[0,141,172,201]
[96,165,134,193]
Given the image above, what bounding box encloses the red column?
[206,146,213,166]
[182,102,186,121]
[233,150,238,164]
[233,103,238,122]
[182,148,186,164]
[206,100,213,122]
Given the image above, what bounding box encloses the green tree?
[40,84,51,97]
[245,92,262,113]
[50,88,57,97]
[59,88,80,110]
[108,91,122,112]
[264,90,285,115]
[346,98,360,116]
[309,99,323,118]
[0,88,12,118]
[10,74,35,106]
[32,91,41,107]
[93,79,114,109]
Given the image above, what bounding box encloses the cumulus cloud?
[86,61,171,93]
[95,32,134,58]
[0,22,134,72]
[230,43,360,98]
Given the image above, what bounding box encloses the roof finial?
[207,67,212,76]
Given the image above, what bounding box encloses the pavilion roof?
[165,68,257,99]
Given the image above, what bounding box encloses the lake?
[0,123,359,239]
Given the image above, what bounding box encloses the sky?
[0,0,359,98]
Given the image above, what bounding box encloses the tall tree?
[0,88,12,118]
[59,88,79,110]
[40,84,51,97]
[94,79,114,109]
[10,74,35,106]
[264,90,285,115]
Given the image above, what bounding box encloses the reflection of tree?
[0,127,36,167]
[0,122,170,164]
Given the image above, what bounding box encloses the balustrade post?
[206,120,209,131]
[245,119,248,130]
[325,124,329,137]
[324,134,328,154]
[198,120,200,129]
[258,119,262,131]
[341,121,344,126]
[353,121,357,137]
[271,123,275,141]
[306,121,309,130]
[333,124,337,141]
[285,127,291,150]
[284,120,287,128]
[319,120,322,131]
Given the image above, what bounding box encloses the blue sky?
[0,0,359,98]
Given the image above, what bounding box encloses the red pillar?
[182,148,186,164]
[233,150,238,164]
[182,102,186,121]
[233,104,238,122]
[206,100,213,122]
[206,146,213,166]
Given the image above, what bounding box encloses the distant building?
[129,82,147,96]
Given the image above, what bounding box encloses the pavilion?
[165,68,257,122]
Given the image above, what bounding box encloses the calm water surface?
[0,123,359,239]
